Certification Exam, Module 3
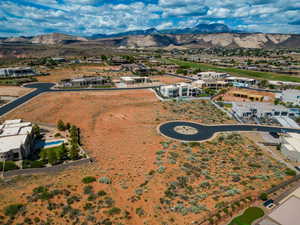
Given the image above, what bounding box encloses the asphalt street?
[159,121,300,142]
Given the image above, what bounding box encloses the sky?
[0,0,299,37]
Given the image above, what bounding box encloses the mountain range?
[0,23,300,50]
[90,23,236,39]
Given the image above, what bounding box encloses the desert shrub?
[33,186,48,194]
[259,192,268,201]
[136,207,145,217]
[161,142,170,149]
[104,197,115,208]
[248,163,261,168]
[157,166,166,174]
[82,176,96,184]
[199,181,210,189]
[225,188,240,197]
[83,185,93,195]
[156,150,165,155]
[67,195,81,205]
[87,193,97,201]
[99,177,112,184]
[4,204,24,217]
[83,203,93,210]
[34,217,40,223]
[106,207,121,216]
[97,190,107,196]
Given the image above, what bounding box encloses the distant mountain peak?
[90,23,235,39]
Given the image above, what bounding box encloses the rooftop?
[268,196,300,225]
[282,133,300,152]
[0,119,32,153]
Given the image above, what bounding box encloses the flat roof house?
[280,89,300,106]
[280,133,300,162]
[120,76,151,85]
[0,67,37,78]
[60,76,112,88]
[160,83,200,98]
[192,80,229,89]
[0,119,34,161]
[258,196,300,225]
[232,102,290,119]
[225,76,257,87]
[193,71,229,80]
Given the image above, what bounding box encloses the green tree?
[57,120,65,131]
[56,144,67,161]
[69,143,79,160]
[101,55,108,61]
[259,192,268,201]
[32,124,41,139]
[65,122,71,130]
[40,149,48,162]
[259,79,268,88]
[47,150,58,165]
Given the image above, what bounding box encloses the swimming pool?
[44,140,64,146]
[35,140,65,149]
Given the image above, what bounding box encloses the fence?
[3,158,93,178]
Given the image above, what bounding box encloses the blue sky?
[0,0,299,37]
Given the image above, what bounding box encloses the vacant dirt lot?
[0,86,33,97]
[151,75,190,84]
[0,91,290,225]
[37,65,131,83]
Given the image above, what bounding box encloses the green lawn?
[169,59,300,83]
[228,207,265,225]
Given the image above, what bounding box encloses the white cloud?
[0,0,299,36]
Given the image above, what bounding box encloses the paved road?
[0,82,161,117]
[0,83,55,117]
[159,121,300,142]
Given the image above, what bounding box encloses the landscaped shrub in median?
[82,176,96,184]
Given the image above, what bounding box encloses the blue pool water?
[44,140,64,146]
[35,140,64,149]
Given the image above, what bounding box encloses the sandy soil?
[0,86,33,97]
[37,65,131,83]
[0,90,290,225]
[151,75,190,84]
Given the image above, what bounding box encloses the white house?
[193,71,229,80]
[160,83,200,98]
[232,102,290,119]
[224,76,257,87]
[0,119,34,161]
[280,133,300,162]
[279,89,300,105]
[120,76,151,85]
[192,80,229,89]
[0,67,37,78]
